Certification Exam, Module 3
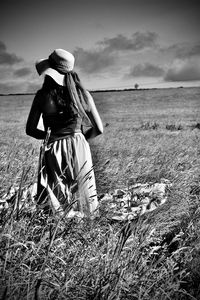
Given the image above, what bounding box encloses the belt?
[47,129,82,143]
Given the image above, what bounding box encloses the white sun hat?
[35,49,75,86]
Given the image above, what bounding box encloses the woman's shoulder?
[35,88,45,98]
[32,88,46,110]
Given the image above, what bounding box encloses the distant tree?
[134,83,139,89]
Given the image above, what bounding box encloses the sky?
[0,0,200,93]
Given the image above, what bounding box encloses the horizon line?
[0,85,199,96]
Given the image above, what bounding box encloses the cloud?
[160,42,200,59]
[0,66,13,80]
[0,79,41,94]
[74,47,116,73]
[128,63,164,77]
[175,43,200,59]
[0,81,25,94]
[26,82,41,93]
[164,58,200,82]
[0,40,23,65]
[74,31,159,74]
[14,67,32,77]
[0,41,37,93]
[0,41,6,52]
[98,31,158,52]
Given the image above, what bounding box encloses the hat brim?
[35,59,65,86]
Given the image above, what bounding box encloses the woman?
[26,49,103,218]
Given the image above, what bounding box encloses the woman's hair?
[41,75,82,122]
[41,72,92,127]
[41,75,72,110]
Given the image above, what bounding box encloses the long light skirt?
[37,133,98,217]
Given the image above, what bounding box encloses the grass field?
[0,87,200,299]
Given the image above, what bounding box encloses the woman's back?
[38,76,82,135]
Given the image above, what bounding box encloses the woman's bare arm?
[26,92,46,140]
[83,90,103,140]
[74,76,103,139]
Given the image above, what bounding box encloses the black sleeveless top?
[38,82,83,142]
[43,112,82,133]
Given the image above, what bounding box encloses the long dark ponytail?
[41,75,78,116]
[41,72,92,127]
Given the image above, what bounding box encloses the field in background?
[0,87,200,233]
[0,87,200,299]
[92,87,200,189]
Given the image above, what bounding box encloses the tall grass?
[0,88,200,299]
[0,145,200,299]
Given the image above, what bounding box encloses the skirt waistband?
[47,129,82,144]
